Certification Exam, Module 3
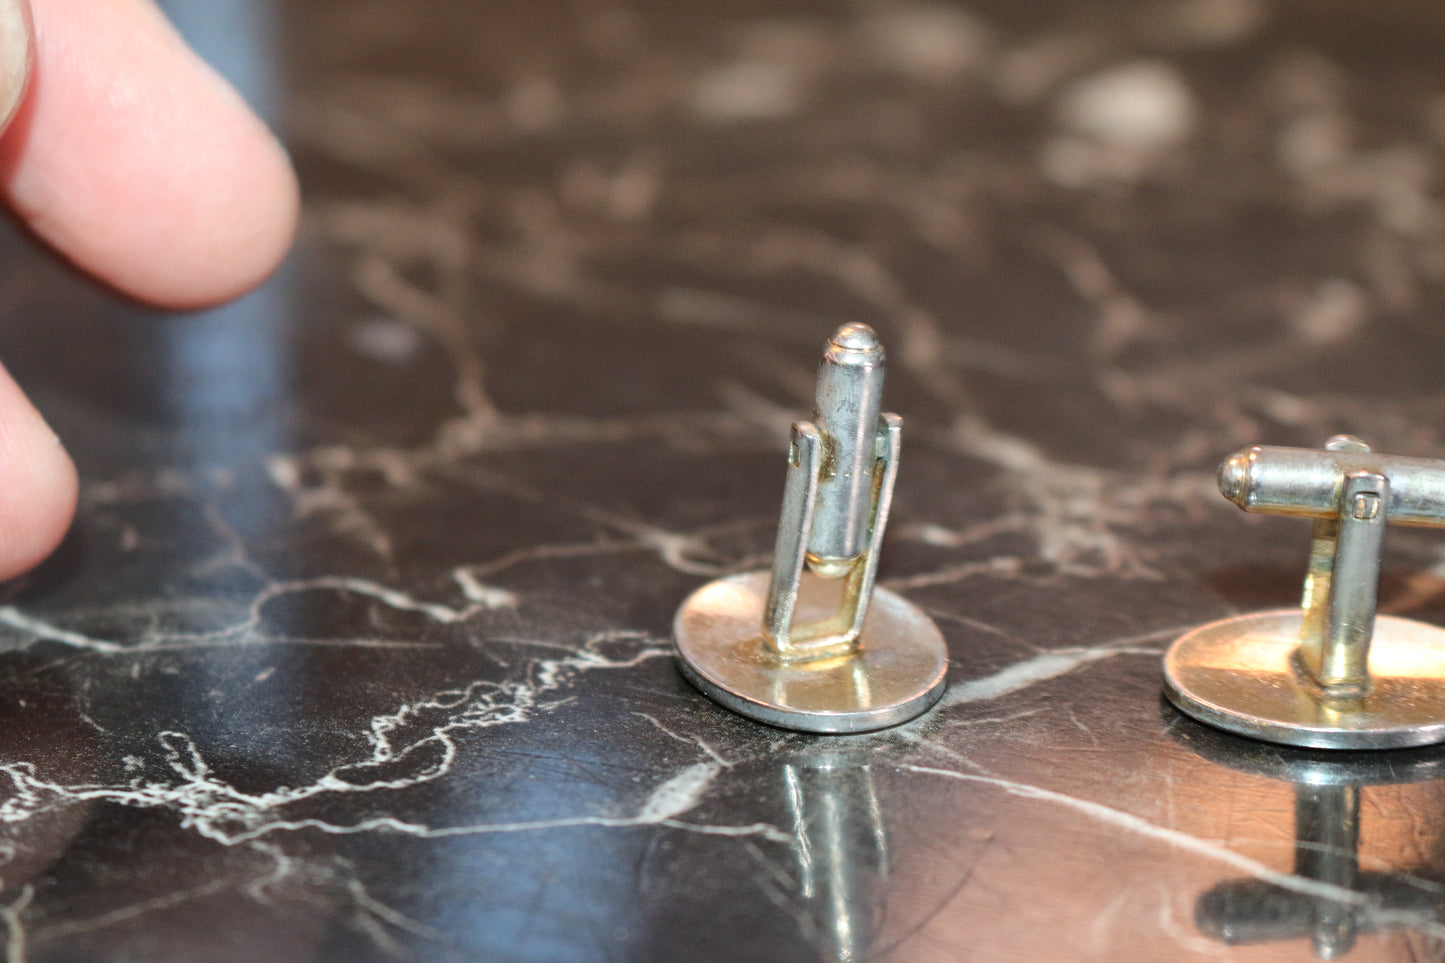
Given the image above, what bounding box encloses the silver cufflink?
[673,324,947,733]
[1165,435,1445,749]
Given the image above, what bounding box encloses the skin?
[0,0,300,579]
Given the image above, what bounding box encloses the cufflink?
[1165,435,1445,749]
[673,324,947,733]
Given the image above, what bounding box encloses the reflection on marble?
[1,0,1445,960]
[1180,725,1445,958]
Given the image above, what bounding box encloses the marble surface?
[1,0,1445,959]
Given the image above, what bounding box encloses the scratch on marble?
[250,575,516,626]
[243,840,299,903]
[940,637,1175,708]
[30,879,234,945]
[75,711,108,735]
[633,713,732,765]
[462,541,650,580]
[882,557,1023,591]
[0,885,31,963]
[0,608,124,654]
[346,876,447,957]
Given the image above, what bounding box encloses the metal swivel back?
[673,324,947,733]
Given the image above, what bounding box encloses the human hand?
[0,0,299,578]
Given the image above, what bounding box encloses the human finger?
[0,361,75,579]
[0,0,299,308]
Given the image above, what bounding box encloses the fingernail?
[0,0,31,134]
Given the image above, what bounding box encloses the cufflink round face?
[1164,610,1445,750]
[674,571,948,734]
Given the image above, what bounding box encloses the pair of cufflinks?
[674,325,1445,750]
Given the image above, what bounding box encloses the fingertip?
[0,363,75,581]
[142,123,301,310]
[1,0,300,308]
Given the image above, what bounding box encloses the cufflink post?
[673,324,947,733]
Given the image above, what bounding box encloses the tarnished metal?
[1165,436,1445,749]
[1163,611,1445,749]
[1218,435,1445,527]
[675,570,948,733]
[674,324,947,733]
[763,422,824,655]
[805,323,886,575]
[763,414,900,660]
[1294,471,1389,695]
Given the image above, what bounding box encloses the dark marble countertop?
[2,0,1445,959]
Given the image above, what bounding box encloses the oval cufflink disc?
[1164,610,1445,750]
[673,571,947,734]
